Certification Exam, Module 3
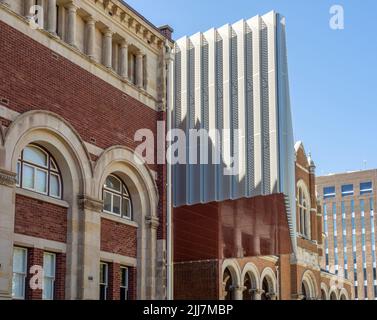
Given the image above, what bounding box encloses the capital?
[0,168,16,187]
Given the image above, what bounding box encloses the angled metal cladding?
[172,12,296,248]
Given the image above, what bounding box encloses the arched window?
[16,144,62,199]
[321,289,327,300]
[297,181,311,239]
[330,291,337,300]
[103,174,132,220]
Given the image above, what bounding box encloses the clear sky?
[127,0,377,176]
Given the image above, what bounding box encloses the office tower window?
[341,184,354,197]
[324,186,336,199]
[360,182,373,195]
[333,203,338,274]
[361,200,368,299]
[341,202,348,279]
[99,263,108,300]
[369,199,377,299]
[120,266,129,300]
[43,253,56,300]
[12,247,27,300]
[351,200,358,297]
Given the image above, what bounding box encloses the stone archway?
[260,267,277,300]
[241,263,260,300]
[0,110,92,299]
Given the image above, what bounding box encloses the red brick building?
[0,0,172,300]
[174,141,353,300]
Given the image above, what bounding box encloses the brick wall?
[174,260,219,300]
[0,21,159,159]
[108,262,121,300]
[100,218,137,257]
[54,253,66,300]
[15,194,67,243]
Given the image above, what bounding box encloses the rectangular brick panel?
[15,194,67,243]
[100,218,137,257]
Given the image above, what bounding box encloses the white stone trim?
[241,262,261,290]
[14,233,67,253]
[16,188,69,208]
[260,267,277,294]
[84,142,104,157]
[100,251,137,267]
[100,212,139,228]
[0,104,20,121]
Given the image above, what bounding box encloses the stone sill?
[16,188,69,208]
[100,212,139,228]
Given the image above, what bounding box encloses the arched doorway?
[243,272,258,300]
[330,291,337,300]
[321,289,327,300]
[223,268,234,300]
[261,277,275,300]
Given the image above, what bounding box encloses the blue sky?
[127,0,377,176]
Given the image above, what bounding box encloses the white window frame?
[12,247,27,300]
[120,266,129,300]
[100,262,108,300]
[43,252,56,300]
[103,174,132,220]
[17,144,62,199]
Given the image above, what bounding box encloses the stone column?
[136,51,144,88]
[66,3,77,47]
[47,0,57,35]
[86,17,96,59]
[232,285,246,300]
[0,169,16,300]
[119,40,129,79]
[145,216,159,299]
[103,28,113,69]
[77,196,102,300]
[24,0,35,18]
[252,289,264,300]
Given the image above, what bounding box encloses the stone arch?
[221,259,242,300]
[339,288,349,300]
[301,270,318,300]
[260,267,277,299]
[2,110,93,299]
[93,146,159,299]
[241,262,260,300]
[320,283,329,300]
[329,286,339,300]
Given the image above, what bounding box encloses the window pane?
[43,279,54,300]
[121,267,128,287]
[23,146,47,167]
[113,195,121,215]
[122,198,131,218]
[36,169,47,193]
[12,274,25,299]
[103,191,112,212]
[13,248,26,273]
[120,287,128,300]
[16,162,20,186]
[100,264,107,284]
[22,164,35,189]
[324,186,336,199]
[105,175,121,192]
[50,159,58,171]
[43,253,55,277]
[360,182,373,195]
[100,284,107,300]
[50,174,60,198]
[341,184,354,197]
